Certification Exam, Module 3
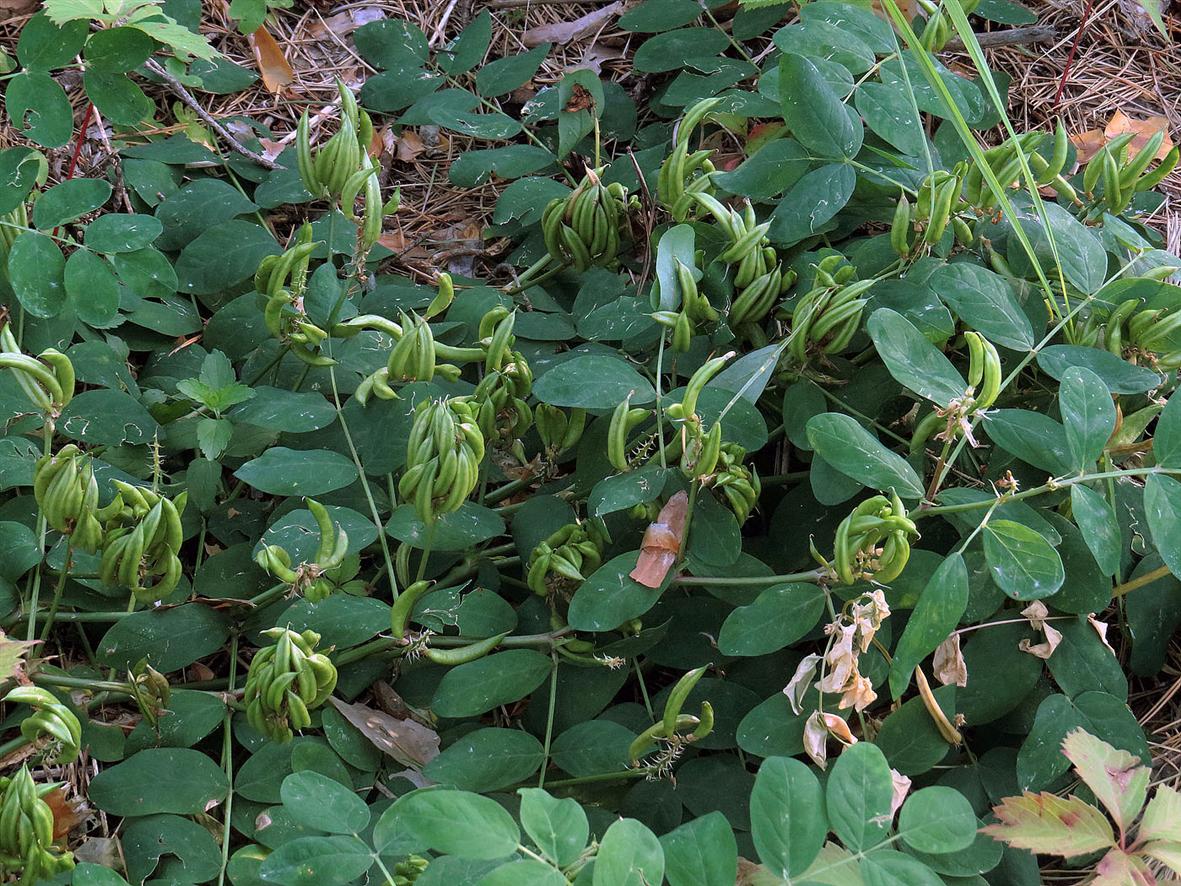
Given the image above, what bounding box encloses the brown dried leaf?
[328,696,440,770]
[1070,128,1108,164]
[249,26,294,94]
[396,130,426,163]
[629,491,688,588]
[1104,109,1174,161]
[378,230,407,252]
[564,83,595,113]
[42,788,82,843]
[932,634,968,687]
[524,0,626,47]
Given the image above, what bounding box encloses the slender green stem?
[32,673,134,694]
[245,345,290,386]
[24,420,54,643]
[483,474,542,505]
[216,633,239,886]
[529,769,649,789]
[538,656,559,789]
[671,568,827,587]
[38,540,73,642]
[916,466,1176,519]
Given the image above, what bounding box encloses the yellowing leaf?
[249,25,294,94]
[982,792,1115,857]
[0,631,37,683]
[1061,729,1149,835]
[1138,784,1181,845]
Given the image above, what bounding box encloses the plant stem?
[216,633,239,886]
[538,656,559,789]
[916,466,1176,520]
[38,540,73,642]
[32,673,134,694]
[671,568,827,587]
[24,420,54,643]
[1113,564,1173,598]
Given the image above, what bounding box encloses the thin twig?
[944,25,1056,51]
[143,58,279,169]
[486,0,616,7]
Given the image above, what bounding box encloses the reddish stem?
[1052,0,1096,107]
[64,103,95,182]
[52,103,96,239]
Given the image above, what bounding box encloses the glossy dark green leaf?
[898,786,977,853]
[1059,366,1115,471]
[633,28,729,73]
[33,178,112,229]
[806,412,924,498]
[855,82,926,155]
[534,355,655,408]
[518,788,590,867]
[1143,473,1181,579]
[432,650,552,718]
[64,249,120,327]
[258,835,373,886]
[390,789,520,858]
[868,307,966,406]
[768,163,856,246]
[1037,344,1162,394]
[1069,484,1122,577]
[234,448,358,497]
[983,519,1065,600]
[594,818,664,886]
[568,551,669,631]
[750,757,826,878]
[826,741,893,851]
[89,749,229,815]
[5,71,73,147]
[982,409,1071,475]
[475,44,550,97]
[97,604,231,673]
[7,231,66,318]
[928,263,1035,351]
[712,139,810,200]
[778,53,863,159]
[718,583,825,656]
[424,728,543,792]
[1152,388,1181,467]
[660,811,737,886]
[888,554,968,698]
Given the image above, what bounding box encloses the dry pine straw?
[2,0,1181,842]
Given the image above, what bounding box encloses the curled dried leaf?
[629,490,688,588]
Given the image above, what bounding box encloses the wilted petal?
[889,769,912,818]
[824,712,857,746]
[1021,601,1050,630]
[838,673,877,712]
[783,654,821,715]
[1087,615,1115,652]
[932,634,968,687]
[1019,623,1063,660]
[804,711,829,770]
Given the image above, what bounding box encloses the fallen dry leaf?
[396,130,426,163]
[1019,622,1062,660]
[249,26,294,94]
[378,230,407,252]
[1104,109,1174,160]
[42,787,83,843]
[525,1,625,47]
[1070,110,1174,165]
[328,696,440,769]
[305,6,384,40]
[630,491,688,588]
